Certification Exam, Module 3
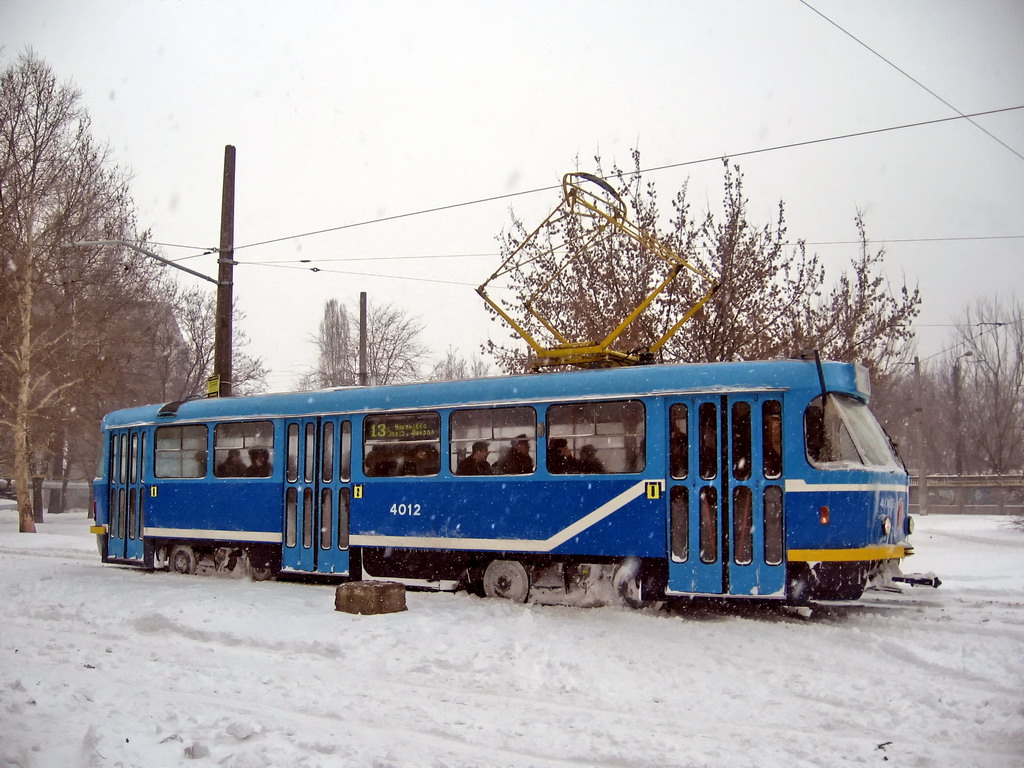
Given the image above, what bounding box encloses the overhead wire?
[221,105,1023,255]
[143,105,1024,268]
[918,318,1021,364]
[243,260,479,287]
[797,0,1024,163]
[238,234,1024,272]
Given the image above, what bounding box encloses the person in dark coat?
[497,435,534,474]
[547,438,579,474]
[217,449,246,477]
[457,441,492,475]
[244,448,272,477]
[577,444,605,474]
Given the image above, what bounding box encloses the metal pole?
[359,291,368,386]
[914,356,928,515]
[953,351,972,513]
[216,145,236,397]
[67,241,218,285]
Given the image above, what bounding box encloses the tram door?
[666,396,786,596]
[107,428,146,562]
[281,417,351,574]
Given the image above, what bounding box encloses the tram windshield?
[804,394,900,471]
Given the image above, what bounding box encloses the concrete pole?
[359,291,368,386]
[215,145,236,397]
[914,356,928,515]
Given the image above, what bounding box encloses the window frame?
[545,399,646,475]
[363,411,442,478]
[450,406,537,477]
[213,420,275,479]
[154,424,209,479]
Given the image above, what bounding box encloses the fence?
[910,474,1024,515]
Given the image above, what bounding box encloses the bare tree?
[428,346,491,381]
[792,214,920,377]
[0,51,168,532]
[170,285,268,398]
[485,154,920,377]
[304,298,428,388]
[304,298,356,388]
[952,297,1024,475]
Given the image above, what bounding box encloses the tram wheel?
[613,561,663,610]
[247,556,275,582]
[168,545,197,575]
[482,560,531,602]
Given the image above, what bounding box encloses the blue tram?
[91,358,913,605]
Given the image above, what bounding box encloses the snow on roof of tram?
[100,358,863,428]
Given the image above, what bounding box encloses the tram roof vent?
[157,399,190,417]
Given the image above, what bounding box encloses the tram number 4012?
[390,503,422,516]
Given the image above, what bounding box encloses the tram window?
[119,433,128,483]
[546,400,645,474]
[340,421,352,482]
[764,486,783,565]
[304,423,315,483]
[805,394,899,470]
[364,411,441,477]
[320,488,332,550]
[733,486,753,565]
[670,486,688,562]
[302,489,313,548]
[731,402,752,481]
[128,490,137,540]
[129,434,139,483]
[322,422,334,483]
[699,486,718,563]
[450,406,536,476]
[141,433,151,479]
[698,403,718,480]
[338,488,350,550]
[154,425,208,478]
[762,400,783,479]
[285,488,297,548]
[214,421,274,478]
[670,404,688,479]
[287,424,299,482]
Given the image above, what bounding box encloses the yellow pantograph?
[477,172,718,369]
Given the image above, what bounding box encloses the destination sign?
[364,413,440,442]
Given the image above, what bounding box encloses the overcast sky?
[5,0,1023,391]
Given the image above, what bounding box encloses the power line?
[918,318,1021,363]
[255,252,496,266]
[227,105,1023,254]
[244,260,479,287]
[791,234,1024,248]
[798,0,1024,163]
[638,106,1023,176]
[238,234,1023,271]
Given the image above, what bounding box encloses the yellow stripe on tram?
[788,544,909,562]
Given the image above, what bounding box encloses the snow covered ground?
[1,500,1021,768]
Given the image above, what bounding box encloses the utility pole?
[913,356,928,515]
[953,350,972,477]
[359,291,368,386]
[953,350,973,513]
[215,145,236,397]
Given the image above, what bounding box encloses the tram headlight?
[881,517,892,536]
[906,515,915,536]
